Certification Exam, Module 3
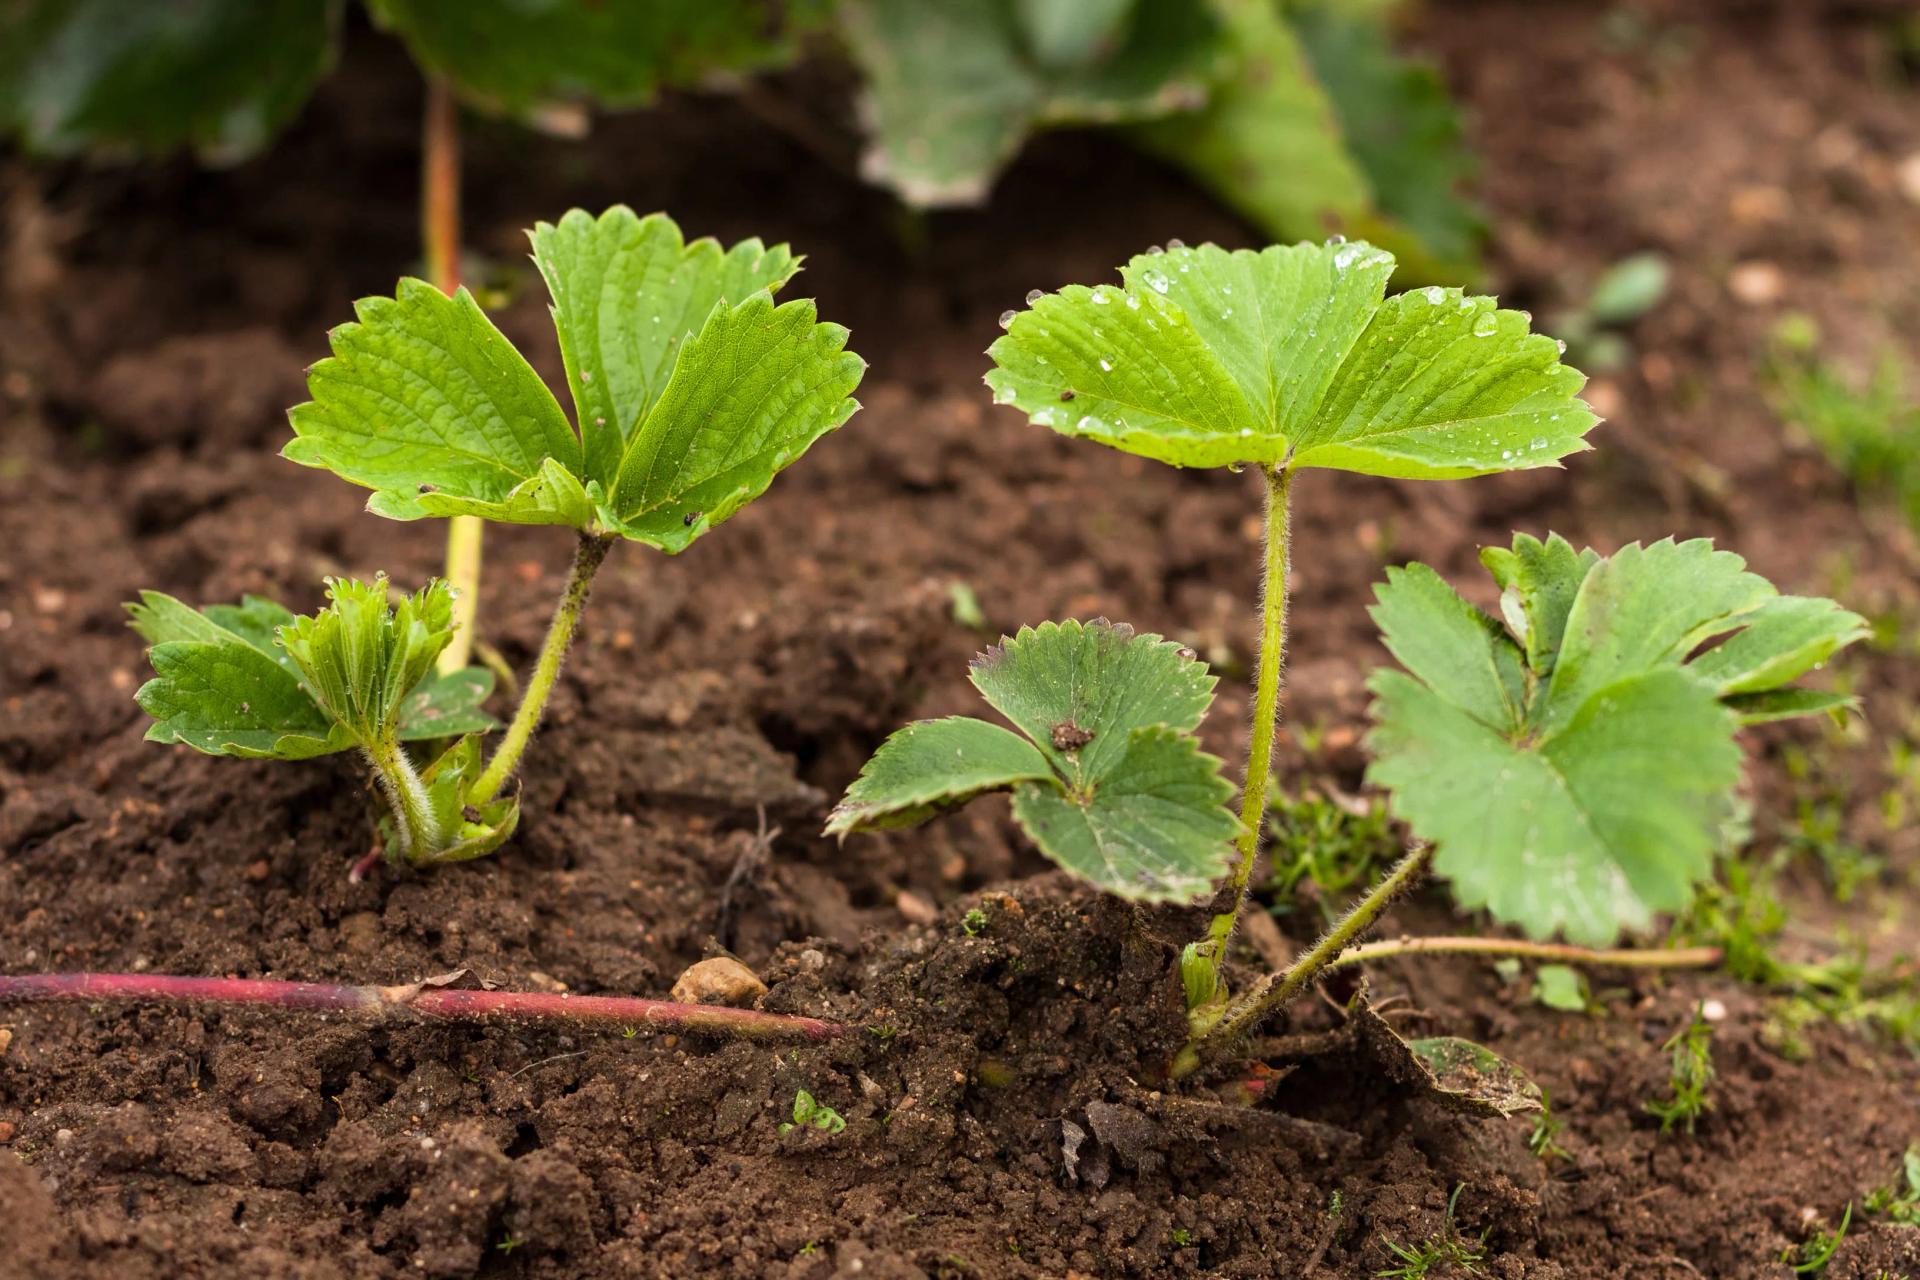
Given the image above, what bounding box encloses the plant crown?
[827,619,1240,902]
[1367,533,1867,945]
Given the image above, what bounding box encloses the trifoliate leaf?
[291,209,863,550]
[131,583,497,761]
[0,0,339,164]
[367,0,815,122]
[597,292,863,552]
[987,239,1594,477]
[530,207,800,485]
[286,281,584,523]
[827,619,1239,902]
[840,0,1217,206]
[1365,536,1868,945]
[825,717,1056,835]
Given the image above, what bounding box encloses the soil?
[4,2,1920,1277]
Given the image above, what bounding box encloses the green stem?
[364,738,441,864]
[1328,937,1724,971]
[1191,464,1293,1001]
[470,532,614,805]
[1172,843,1431,1079]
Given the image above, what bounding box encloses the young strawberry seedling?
[832,237,1866,1081]
[132,206,864,871]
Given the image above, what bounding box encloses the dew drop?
[1125,293,1141,310]
[1327,233,1347,245]
[1238,428,1253,437]
[1226,461,1246,474]
[1141,268,1170,294]
[1090,291,1110,306]
[1145,244,1163,255]
[992,386,1015,405]
[1025,289,1043,305]
[1556,338,1568,354]
[1471,312,1499,338]
[1167,237,1186,249]
[1220,308,1234,319]
[998,310,1016,330]
[1076,415,1103,432]
[1423,286,1445,304]
[1099,358,1113,372]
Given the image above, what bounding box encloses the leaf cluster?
[827,619,1240,902]
[778,1089,846,1135]
[1367,534,1867,945]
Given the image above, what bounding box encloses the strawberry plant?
[132,206,863,871]
[834,235,1866,1079]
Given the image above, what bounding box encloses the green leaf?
[1011,724,1239,900]
[0,0,339,163]
[839,0,1217,206]
[286,280,583,523]
[825,717,1056,835]
[366,0,814,121]
[1581,252,1670,328]
[1127,0,1477,287]
[828,619,1239,902]
[967,618,1216,783]
[1532,964,1588,1012]
[1365,536,1869,944]
[137,640,343,760]
[406,735,520,865]
[398,669,497,741]
[1723,688,1857,726]
[1687,594,1869,697]
[597,293,864,552]
[987,239,1594,476]
[530,207,800,485]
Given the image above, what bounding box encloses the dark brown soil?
[4,3,1919,1277]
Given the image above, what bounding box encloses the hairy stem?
[1328,937,1724,971]
[0,972,840,1042]
[471,532,615,804]
[1191,464,1294,1001]
[1172,843,1431,1079]
[422,75,483,678]
[364,738,441,864]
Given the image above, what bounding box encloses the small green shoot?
[1551,251,1670,372]
[1783,1204,1852,1276]
[1532,966,1590,1014]
[1528,1089,1569,1162]
[961,907,989,937]
[779,1089,846,1136]
[1171,1227,1193,1248]
[1376,1184,1487,1279]
[1644,1004,1716,1135]
[1865,1147,1920,1225]
[1264,789,1396,919]
[827,620,1240,901]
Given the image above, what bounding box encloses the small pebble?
[1728,261,1782,306]
[0,1121,14,1143]
[895,891,937,926]
[1700,998,1727,1023]
[0,1028,11,1057]
[670,957,767,1007]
